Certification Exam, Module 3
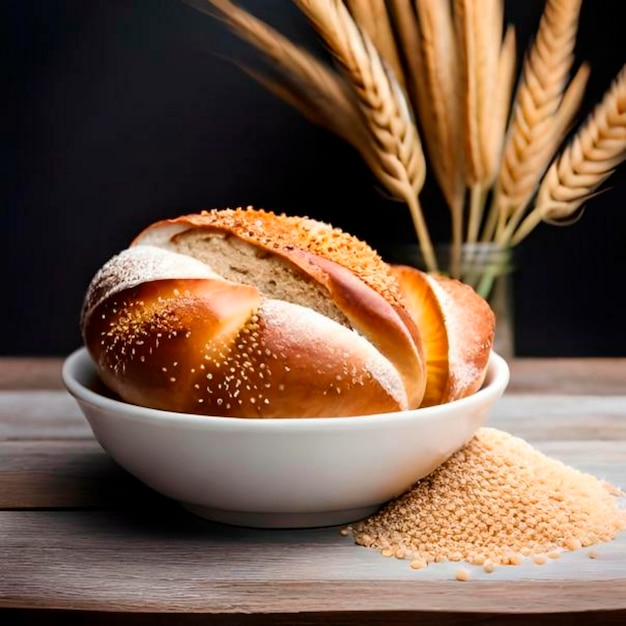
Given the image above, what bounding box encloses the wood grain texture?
[507,358,626,395]
[0,391,92,440]
[0,441,163,509]
[1,509,626,615]
[1,356,625,394]
[1,357,626,623]
[0,358,65,390]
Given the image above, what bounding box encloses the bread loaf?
[81,207,494,418]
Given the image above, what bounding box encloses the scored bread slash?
[81,207,495,418]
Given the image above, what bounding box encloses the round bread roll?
[80,207,494,418]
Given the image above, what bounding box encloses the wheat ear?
[345,0,406,89]
[454,0,504,243]
[397,0,464,276]
[511,65,626,245]
[194,0,370,153]
[409,0,465,215]
[491,0,583,243]
[294,0,437,271]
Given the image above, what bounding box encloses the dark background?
[5,0,626,357]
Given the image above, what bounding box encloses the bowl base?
[181,502,378,529]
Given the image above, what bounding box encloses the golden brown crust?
[132,208,428,410]
[84,275,408,417]
[133,207,406,309]
[82,207,494,418]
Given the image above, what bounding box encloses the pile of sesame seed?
[344,427,626,573]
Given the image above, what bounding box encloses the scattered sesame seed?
[346,428,626,569]
[455,567,471,582]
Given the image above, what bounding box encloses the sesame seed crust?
[137,207,404,307]
[83,207,496,418]
[129,207,435,411]
[83,276,408,417]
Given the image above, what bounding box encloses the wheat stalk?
[190,0,626,298]
[480,24,518,244]
[490,0,583,244]
[344,0,406,89]
[511,65,626,245]
[454,0,504,244]
[294,0,437,271]
[410,1,465,216]
[483,62,591,244]
[390,0,464,276]
[193,0,371,154]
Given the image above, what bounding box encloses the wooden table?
[1,356,625,625]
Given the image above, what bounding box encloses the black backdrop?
[5,0,626,357]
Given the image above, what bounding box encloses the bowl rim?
[62,346,509,430]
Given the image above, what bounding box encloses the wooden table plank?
[0,357,65,390]
[0,441,162,509]
[507,358,626,395]
[0,391,92,440]
[490,395,626,441]
[1,509,625,615]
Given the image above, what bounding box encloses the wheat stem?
[511,65,626,245]
[492,0,583,243]
[455,0,503,188]
[467,184,487,244]
[294,0,437,271]
[390,0,464,274]
[480,24,518,243]
[413,0,465,210]
[497,62,592,244]
[345,0,406,88]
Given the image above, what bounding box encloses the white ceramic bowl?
[62,347,509,529]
